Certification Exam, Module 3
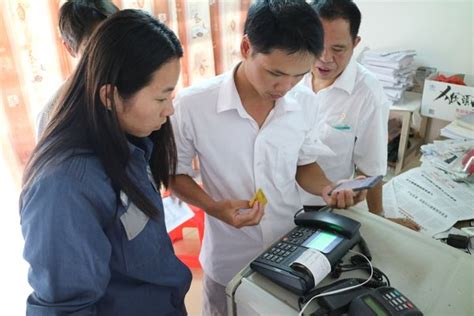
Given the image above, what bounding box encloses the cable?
[298,249,373,316]
[299,278,355,308]
[335,254,390,286]
[338,265,390,287]
[358,236,372,261]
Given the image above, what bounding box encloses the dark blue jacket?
[20,137,192,315]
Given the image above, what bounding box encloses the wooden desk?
[390,92,428,174]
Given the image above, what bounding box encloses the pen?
[333,125,351,131]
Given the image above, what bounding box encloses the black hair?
[244,0,324,56]
[24,9,183,219]
[310,0,361,41]
[59,0,119,54]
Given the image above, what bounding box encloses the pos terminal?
[250,209,361,294]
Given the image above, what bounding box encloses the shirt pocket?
[319,122,356,170]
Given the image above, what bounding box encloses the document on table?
[162,196,195,232]
[383,166,474,236]
[420,139,474,182]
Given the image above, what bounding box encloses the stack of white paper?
[360,49,416,104]
[162,196,195,232]
[440,113,474,140]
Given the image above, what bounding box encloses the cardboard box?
[421,72,474,121]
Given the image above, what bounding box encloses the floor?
[173,228,204,316]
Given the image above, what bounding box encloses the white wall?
[354,0,474,140]
[355,0,473,73]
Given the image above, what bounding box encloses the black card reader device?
[349,286,422,316]
[308,280,423,316]
[250,211,361,295]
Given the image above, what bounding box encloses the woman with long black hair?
[21,9,191,315]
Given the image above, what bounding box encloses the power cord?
[298,249,373,316]
[334,254,391,287]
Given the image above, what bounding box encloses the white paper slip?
[291,248,331,287]
[162,196,195,232]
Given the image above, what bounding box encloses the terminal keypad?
[381,288,417,312]
[260,227,317,264]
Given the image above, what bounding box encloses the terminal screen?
[303,230,343,253]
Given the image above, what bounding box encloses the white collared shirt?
[299,57,390,205]
[172,65,331,285]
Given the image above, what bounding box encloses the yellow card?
[249,188,268,207]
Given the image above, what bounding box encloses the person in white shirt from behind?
[301,0,419,231]
[35,0,119,140]
[170,1,369,315]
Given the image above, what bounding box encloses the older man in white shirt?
[170,1,367,315]
[301,0,419,231]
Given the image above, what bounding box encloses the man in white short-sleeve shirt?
[170,1,367,315]
[302,0,419,231]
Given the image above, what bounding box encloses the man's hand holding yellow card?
[249,188,268,207]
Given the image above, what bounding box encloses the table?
[226,208,474,316]
[390,92,428,174]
